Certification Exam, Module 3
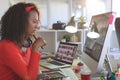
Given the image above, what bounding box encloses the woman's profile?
[0,2,46,80]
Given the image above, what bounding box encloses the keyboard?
[60,68,79,80]
[49,60,65,66]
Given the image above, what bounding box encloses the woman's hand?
[32,37,46,53]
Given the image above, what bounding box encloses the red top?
[0,39,41,80]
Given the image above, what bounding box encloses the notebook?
[40,42,78,69]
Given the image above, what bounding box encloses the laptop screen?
[55,42,78,64]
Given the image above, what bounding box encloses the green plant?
[63,35,70,42]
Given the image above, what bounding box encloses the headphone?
[23,38,32,47]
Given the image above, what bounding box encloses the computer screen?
[55,42,78,64]
[81,12,116,73]
[115,17,120,49]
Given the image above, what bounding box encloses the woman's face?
[27,11,40,36]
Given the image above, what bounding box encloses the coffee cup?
[81,70,91,80]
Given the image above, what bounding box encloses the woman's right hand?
[32,37,46,53]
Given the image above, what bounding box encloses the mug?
[81,70,91,80]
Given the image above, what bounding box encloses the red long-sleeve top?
[0,39,41,80]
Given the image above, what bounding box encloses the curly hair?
[1,2,40,45]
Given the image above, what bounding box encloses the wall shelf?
[37,29,85,54]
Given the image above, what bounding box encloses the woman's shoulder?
[0,39,21,55]
[0,39,17,48]
[0,39,13,44]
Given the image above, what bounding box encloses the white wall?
[85,0,107,25]
[112,0,120,17]
[49,1,69,27]
[0,0,10,19]
[0,0,112,27]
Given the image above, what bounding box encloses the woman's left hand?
[32,37,46,53]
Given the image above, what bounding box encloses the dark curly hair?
[1,2,40,45]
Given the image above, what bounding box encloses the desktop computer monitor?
[115,17,120,49]
[81,12,116,74]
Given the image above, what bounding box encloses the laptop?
[40,42,78,69]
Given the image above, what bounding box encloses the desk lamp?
[87,21,100,38]
[65,16,77,33]
[65,5,82,33]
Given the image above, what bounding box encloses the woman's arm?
[1,42,41,80]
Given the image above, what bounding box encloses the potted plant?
[78,16,86,29]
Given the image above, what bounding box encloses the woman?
[0,2,46,80]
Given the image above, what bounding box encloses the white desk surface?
[39,58,101,80]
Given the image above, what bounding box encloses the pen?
[33,35,37,40]
[33,35,44,49]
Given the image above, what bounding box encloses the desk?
[40,59,88,80]
[39,66,79,80]
[39,58,101,80]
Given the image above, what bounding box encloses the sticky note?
[109,14,114,24]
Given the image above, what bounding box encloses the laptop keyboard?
[49,61,65,66]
